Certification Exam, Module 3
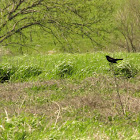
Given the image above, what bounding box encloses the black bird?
[106,55,123,63]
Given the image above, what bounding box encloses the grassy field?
[0,52,140,139]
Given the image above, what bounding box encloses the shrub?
[55,60,74,78]
[114,61,138,78]
[0,65,17,83]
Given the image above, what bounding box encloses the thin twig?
[110,64,125,115]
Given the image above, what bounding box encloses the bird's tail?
[116,59,123,60]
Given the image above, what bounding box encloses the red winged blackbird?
[106,55,123,63]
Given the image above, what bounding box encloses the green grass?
[0,52,140,139]
[1,113,140,140]
[0,52,139,82]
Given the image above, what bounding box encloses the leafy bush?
[11,65,42,81]
[0,65,17,83]
[114,61,138,78]
[55,60,74,78]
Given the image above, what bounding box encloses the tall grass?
[0,52,139,82]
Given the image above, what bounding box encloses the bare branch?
[0,21,39,43]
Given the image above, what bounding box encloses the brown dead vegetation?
[0,75,140,121]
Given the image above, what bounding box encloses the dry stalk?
[52,101,61,126]
[110,64,125,115]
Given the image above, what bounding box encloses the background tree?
[0,0,43,43]
[0,0,115,53]
[114,0,140,52]
[41,0,115,52]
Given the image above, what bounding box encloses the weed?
[11,65,42,81]
[0,65,17,83]
[0,113,46,140]
[79,66,95,78]
[114,61,138,78]
[55,60,75,78]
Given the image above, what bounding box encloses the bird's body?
[106,55,123,63]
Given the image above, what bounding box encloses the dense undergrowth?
[0,52,139,83]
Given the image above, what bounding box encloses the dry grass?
[1,74,140,139]
[0,75,140,121]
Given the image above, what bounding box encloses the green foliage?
[1,112,140,139]
[78,66,95,78]
[0,52,139,82]
[0,114,45,140]
[113,0,140,52]
[52,0,116,52]
[11,65,42,81]
[0,65,17,83]
[55,60,75,78]
[0,63,43,83]
[114,61,138,78]
[0,0,116,53]
[0,52,140,139]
